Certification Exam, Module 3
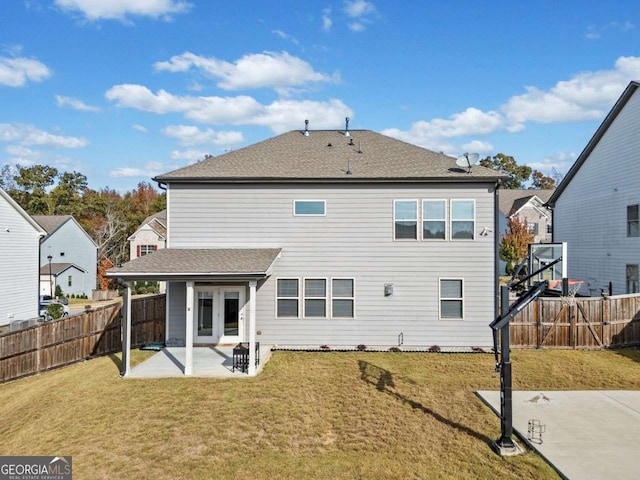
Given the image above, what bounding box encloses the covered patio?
[128,345,273,378]
[107,248,281,378]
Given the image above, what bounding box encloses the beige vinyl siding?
[554,88,640,296]
[167,182,497,347]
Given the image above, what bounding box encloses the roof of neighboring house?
[39,262,86,276]
[129,209,167,241]
[106,248,282,279]
[32,215,98,247]
[498,189,554,216]
[154,130,506,184]
[549,81,640,206]
[0,187,47,235]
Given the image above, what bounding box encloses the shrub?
[47,303,64,320]
[389,346,401,352]
[428,345,441,352]
[357,344,367,351]
[319,345,330,351]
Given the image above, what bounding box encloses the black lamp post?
[47,255,53,297]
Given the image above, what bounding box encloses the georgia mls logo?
[0,456,72,480]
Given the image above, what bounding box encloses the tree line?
[1,164,166,267]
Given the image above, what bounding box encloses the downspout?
[494,179,501,317]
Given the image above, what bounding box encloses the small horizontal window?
[294,200,326,216]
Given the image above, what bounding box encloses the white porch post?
[121,282,132,377]
[185,281,194,375]
[248,280,257,375]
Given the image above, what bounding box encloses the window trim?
[303,277,328,319]
[275,278,300,318]
[422,199,447,241]
[331,277,356,319]
[393,199,419,241]
[439,278,465,320]
[450,199,476,241]
[626,264,639,294]
[627,204,639,237]
[293,200,326,217]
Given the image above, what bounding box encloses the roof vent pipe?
[304,119,309,136]
[345,117,350,137]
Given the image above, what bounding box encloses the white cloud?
[586,21,634,40]
[110,161,165,178]
[272,30,299,45]
[344,0,375,18]
[4,145,42,165]
[154,51,337,91]
[461,140,494,154]
[105,84,353,133]
[54,0,192,21]
[348,22,365,32]
[0,56,51,87]
[322,8,333,31]
[528,151,577,174]
[132,124,149,133]
[55,95,101,112]
[169,149,209,161]
[161,125,244,146]
[0,123,88,148]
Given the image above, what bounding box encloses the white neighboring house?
[32,215,98,298]
[548,81,640,296]
[0,187,46,326]
[128,210,167,293]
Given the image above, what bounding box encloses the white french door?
[194,286,244,343]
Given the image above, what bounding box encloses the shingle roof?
[39,262,86,275]
[106,248,282,278]
[497,189,554,216]
[32,215,72,234]
[154,130,505,183]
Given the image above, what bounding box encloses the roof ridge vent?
[344,117,350,137]
[304,119,309,136]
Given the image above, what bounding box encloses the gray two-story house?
[33,215,98,298]
[109,129,505,374]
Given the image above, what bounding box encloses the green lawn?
[1,348,638,479]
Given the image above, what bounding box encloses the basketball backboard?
[527,242,567,288]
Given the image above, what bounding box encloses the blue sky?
[1,0,640,191]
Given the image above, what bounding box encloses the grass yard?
[1,348,639,479]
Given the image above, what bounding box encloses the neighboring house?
[109,128,505,374]
[497,189,554,274]
[128,209,167,293]
[32,215,98,298]
[548,81,640,296]
[0,187,46,326]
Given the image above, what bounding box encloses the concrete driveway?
[477,390,640,480]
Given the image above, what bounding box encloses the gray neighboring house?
[33,215,98,298]
[497,189,554,274]
[128,209,167,293]
[109,128,506,374]
[549,81,640,296]
[0,187,46,326]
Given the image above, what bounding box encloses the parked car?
[39,300,69,320]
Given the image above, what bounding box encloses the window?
[627,205,639,237]
[546,224,553,235]
[304,278,327,318]
[627,265,639,294]
[332,278,355,318]
[422,200,446,240]
[67,275,72,287]
[294,200,326,216]
[138,245,157,257]
[440,279,464,319]
[527,222,539,235]
[451,200,475,240]
[394,200,418,240]
[277,279,299,317]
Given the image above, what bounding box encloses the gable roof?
[154,130,505,184]
[498,189,554,216]
[0,187,47,235]
[32,215,98,247]
[129,209,167,240]
[549,81,640,206]
[39,262,87,275]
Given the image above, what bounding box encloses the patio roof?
[106,248,282,281]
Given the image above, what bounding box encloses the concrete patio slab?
[127,345,273,379]
[477,390,640,480]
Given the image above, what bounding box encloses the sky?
[2,1,640,192]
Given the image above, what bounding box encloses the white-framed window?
[394,199,418,240]
[439,278,464,320]
[138,244,157,257]
[626,265,639,294]
[527,222,539,235]
[294,200,326,216]
[627,205,639,237]
[304,278,327,318]
[332,278,355,318]
[451,200,475,240]
[276,278,300,318]
[422,200,446,240]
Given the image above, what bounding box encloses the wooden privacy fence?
[0,295,165,383]
[510,294,640,349]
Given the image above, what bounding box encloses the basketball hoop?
[548,279,583,306]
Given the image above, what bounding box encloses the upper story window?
[546,224,553,235]
[422,200,446,240]
[439,278,464,320]
[527,222,539,235]
[394,200,418,240]
[451,200,475,240]
[138,245,157,257]
[627,205,639,237]
[294,200,326,216]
